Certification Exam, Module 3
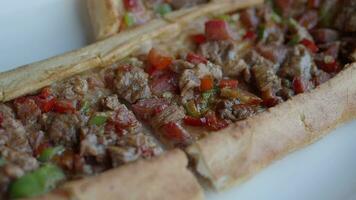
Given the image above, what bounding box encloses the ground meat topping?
[47,114,81,147]
[151,105,185,128]
[0,104,32,154]
[198,40,248,77]
[114,65,152,103]
[334,0,356,33]
[216,100,260,122]
[279,45,314,81]
[101,95,121,111]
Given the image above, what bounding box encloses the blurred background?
[0,0,92,72]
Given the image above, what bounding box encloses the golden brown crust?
[29,149,204,200]
[187,63,356,190]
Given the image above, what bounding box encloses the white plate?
[0,1,355,200]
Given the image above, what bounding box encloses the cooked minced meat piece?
[48,114,81,146]
[13,98,42,126]
[252,63,282,98]
[114,65,152,103]
[279,45,314,81]
[101,95,121,111]
[245,51,281,99]
[58,77,89,100]
[0,104,32,154]
[256,44,288,66]
[198,41,249,77]
[0,147,39,195]
[216,99,258,122]
[170,59,195,73]
[0,147,38,178]
[334,0,356,33]
[151,105,185,128]
[198,41,236,66]
[80,132,106,161]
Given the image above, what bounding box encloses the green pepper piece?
[216,14,232,23]
[202,87,219,101]
[288,35,301,46]
[155,3,172,16]
[185,100,201,118]
[38,146,64,162]
[89,115,108,126]
[9,163,65,199]
[0,157,5,166]
[257,25,266,41]
[80,101,90,114]
[124,12,135,27]
[271,11,282,24]
[287,18,299,28]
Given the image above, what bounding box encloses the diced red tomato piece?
[200,75,214,92]
[317,59,340,73]
[219,79,238,89]
[150,71,179,96]
[243,30,257,40]
[205,112,228,131]
[300,39,319,53]
[240,9,259,30]
[33,87,57,113]
[292,77,305,94]
[37,98,56,113]
[308,0,320,8]
[145,65,158,76]
[123,0,139,11]
[132,98,169,120]
[183,116,207,127]
[205,20,232,41]
[191,34,207,45]
[298,10,318,30]
[262,97,280,108]
[186,52,207,65]
[105,122,123,136]
[38,87,52,99]
[162,122,191,144]
[148,48,173,70]
[53,100,76,114]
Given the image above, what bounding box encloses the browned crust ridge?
[187,63,356,190]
